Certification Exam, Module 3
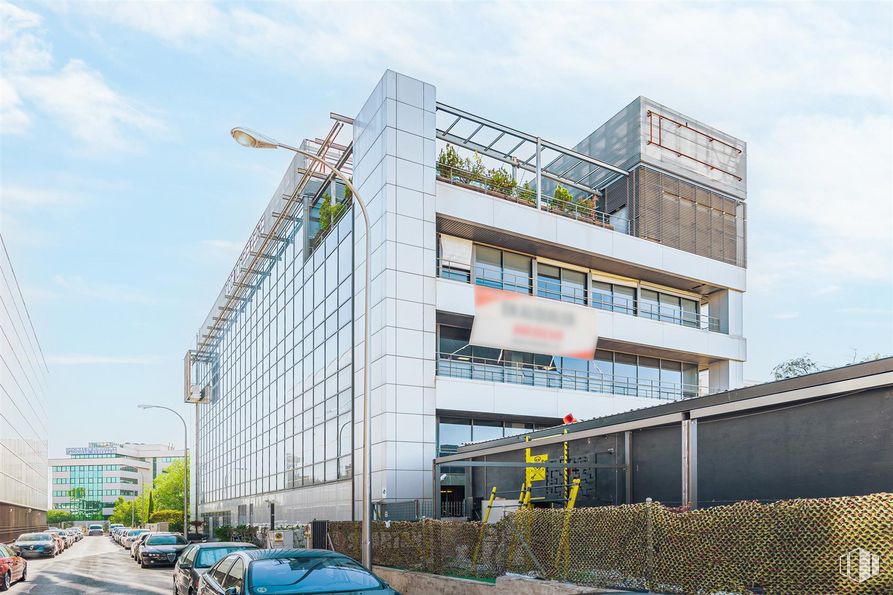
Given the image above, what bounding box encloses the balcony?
[437,257,722,333]
[437,352,705,401]
[436,163,626,233]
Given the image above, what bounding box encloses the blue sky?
[2,1,891,457]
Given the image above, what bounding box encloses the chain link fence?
[328,493,892,593]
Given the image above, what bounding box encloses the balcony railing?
[437,353,705,401]
[436,163,629,234]
[437,258,722,332]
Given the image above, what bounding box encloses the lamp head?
[137,404,151,410]
[231,127,278,149]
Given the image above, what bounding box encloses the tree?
[771,355,819,380]
[153,458,188,511]
[47,510,73,524]
[150,509,183,532]
[147,490,155,518]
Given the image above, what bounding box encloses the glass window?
[659,293,681,324]
[210,556,236,586]
[640,289,659,320]
[660,360,683,400]
[591,281,612,311]
[438,419,471,456]
[682,363,699,399]
[638,357,661,398]
[537,264,561,301]
[681,298,699,328]
[474,246,502,289]
[439,326,471,356]
[614,353,638,396]
[504,422,534,437]
[503,252,531,294]
[223,558,244,590]
[614,285,636,315]
[561,269,586,305]
[472,420,503,443]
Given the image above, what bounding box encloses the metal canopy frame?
[435,102,627,200]
[190,118,353,362]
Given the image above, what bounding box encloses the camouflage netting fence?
[328,493,892,594]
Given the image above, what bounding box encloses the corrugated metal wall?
[604,166,746,268]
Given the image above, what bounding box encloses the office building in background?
[49,442,184,519]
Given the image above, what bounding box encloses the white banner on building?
[469,286,599,359]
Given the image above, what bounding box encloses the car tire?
[1,571,10,592]
[140,559,148,569]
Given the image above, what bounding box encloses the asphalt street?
[8,535,175,594]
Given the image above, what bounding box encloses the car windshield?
[89,525,102,529]
[248,557,382,594]
[128,530,147,536]
[17,534,51,542]
[146,535,186,546]
[196,547,254,568]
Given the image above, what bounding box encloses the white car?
[122,529,149,548]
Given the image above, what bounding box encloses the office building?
[0,237,49,542]
[187,70,746,528]
[49,442,184,518]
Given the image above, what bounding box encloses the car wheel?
[1,572,10,592]
[140,559,148,569]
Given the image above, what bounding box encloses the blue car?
[13,533,57,558]
[197,549,399,594]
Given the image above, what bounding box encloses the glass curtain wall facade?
[196,209,354,515]
[0,237,49,542]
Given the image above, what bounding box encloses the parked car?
[131,532,154,562]
[47,528,73,548]
[115,527,133,544]
[197,549,398,595]
[88,524,104,536]
[109,523,123,538]
[173,542,258,595]
[122,528,150,548]
[12,533,57,558]
[138,533,190,568]
[72,527,84,541]
[43,530,66,553]
[0,544,27,591]
[65,529,79,543]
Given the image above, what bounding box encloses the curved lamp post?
[138,404,188,535]
[230,127,373,569]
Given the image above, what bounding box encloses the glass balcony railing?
[437,258,722,332]
[437,353,705,401]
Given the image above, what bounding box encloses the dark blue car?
[197,549,399,594]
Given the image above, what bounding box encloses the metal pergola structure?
[435,102,628,207]
[189,116,354,369]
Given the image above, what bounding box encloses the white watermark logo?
[839,548,880,583]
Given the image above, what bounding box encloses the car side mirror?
[12,547,21,556]
[224,588,239,595]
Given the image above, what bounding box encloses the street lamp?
[231,126,373,569]
[138,404,189,536]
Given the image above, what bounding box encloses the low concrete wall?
[373,566,622,594]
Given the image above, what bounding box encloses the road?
[9,535,175,594]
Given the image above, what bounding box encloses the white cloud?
[76,0,223,44]
[52,275,155,304]
[1,1,165,149]
[750,114,893,285]
[0,76,29,132]
[1,183,81,208]
[47,354,160,365]
[16,59,166,149]
[772,312,800,321]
